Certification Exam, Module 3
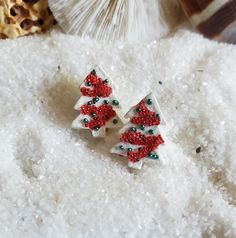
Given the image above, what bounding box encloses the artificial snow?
[0,29,236,238]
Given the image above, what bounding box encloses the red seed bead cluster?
[128,147,150,162]
[86,74,101,85]
[80,104,116,130]
[121,131,146,145]
[80,73,112,98]
[131,100,160,126]
[120,131,164,162]
[121,131,164,147]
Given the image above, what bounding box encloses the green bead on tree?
[113,119,118,124]
[119,145,124,150]
[91,69,96,75]
[103,100,109,105]
[148,152,159,160]
[148,129,154,134]
[83,118,89,123]
[140,125,145,130]
[130,127,136,132]
[94,97,99,102]
[112,100,119,106]
[94,126,100,131]
[146,98,152,105]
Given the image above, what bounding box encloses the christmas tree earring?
[111,93,165,169]
[72,66,123,137]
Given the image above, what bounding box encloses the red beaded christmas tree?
[72,66,123,137]
[111,93,165,169]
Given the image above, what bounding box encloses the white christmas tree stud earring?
[72,66,123,138]
[111,93,166,169]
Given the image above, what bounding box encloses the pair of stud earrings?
[72,66,166,170]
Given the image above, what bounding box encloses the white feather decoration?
[48,0,170,41]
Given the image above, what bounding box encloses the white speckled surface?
[0,29,236,238]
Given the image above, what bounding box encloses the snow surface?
[0,29,236,238]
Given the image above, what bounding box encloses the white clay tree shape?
[72,66,123,137]
[111,93,165,169]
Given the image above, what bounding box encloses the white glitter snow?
[0,29,236,238]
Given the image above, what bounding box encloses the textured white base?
[0,29,236,238]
